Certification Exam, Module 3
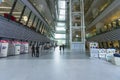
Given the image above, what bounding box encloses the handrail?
[0,16,50,41]
[86,26,120,39]
[0,16,39,34]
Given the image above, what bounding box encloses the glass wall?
[72,29,81,42]
[33,17,38,28]
[57,22,65,26]
[0,0,50,37]
[56,27,65,31]
[39,23,43,33]
[27,13,34,27]
[57,40,65,45]
[58,0,66,21]
[0,0,14,16]
[12,0,24,21]
[36,21,41,31]
[86,0,113,25]
[55,34,66,38]
[20,7,30,25]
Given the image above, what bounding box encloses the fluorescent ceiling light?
[0,7,11,9]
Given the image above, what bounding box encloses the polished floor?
[0,47,120,80]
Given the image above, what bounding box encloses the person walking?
[31,45,35,57]
[62,44,65,51]
[59,45,61,51]
[36,45,39,57]
[53,45,56,50]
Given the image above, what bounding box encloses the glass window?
[56,27,65,31]
[72,29,81,42]
[55,34,66,38]
[103,42,107,48]
[58,0,66,21]
[112,21,116,28]
[0,0,14,16]
[59,15,65,21]
[57,22,65,26]
[107,23,112,31]
[12,0,24,22]
[36,21,40,31]
[39,23,44,32]
[33,17,38,28]
[28,13,35,27]
[20,7,30,26]
[113,40,119,48]
[118,19,120,26]
[99,0,113,12]
[103,25,107,32]
[59,10,65,15]
[57,40,65,45]
[58,1,66,9]
[72,2,80,12]
[41,25,45,34]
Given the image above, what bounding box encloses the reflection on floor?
[0,47,120,80]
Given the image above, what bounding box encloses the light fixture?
[23,16,28,22]
[76,35,79,37]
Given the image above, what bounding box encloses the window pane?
[59,1,66,9]
[57,40,65,45]
[55,34,66,38]
[0,0,14,16]
[36,21,40,31]
[56,27,65,31]
[12,0,24,22]
[59,15,65,20]
[41,25,45,34]
[20,7,30,26]
[28,13,35,27]
[33,17,38,28]
[39,23,43,32]
[59,10,65,15]
[57,22,65,26]
[72,29,81,42]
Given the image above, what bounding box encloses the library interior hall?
[0,0,120,80]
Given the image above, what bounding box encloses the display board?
[89,42,99,58]
[14,41,21,55]
[0,40,9,57]
[98,49,106,58]
[24,42,29,53]
[106,49,115,61]
[8,41,15,56]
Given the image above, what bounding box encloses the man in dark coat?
[31,45,35,57]
[62,44,65,51]
[36,45,39,57]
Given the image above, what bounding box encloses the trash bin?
[0,40,9,57]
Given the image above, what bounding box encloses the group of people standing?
[59,44,65,52]
[31,45,40,57]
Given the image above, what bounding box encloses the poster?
[106,49,115,61]
[89,42,99,58]
[8,41,15,56]
[24,42,29,53]
[0,40,9,57]
[14,41,21,55]
[20,42,25,53]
